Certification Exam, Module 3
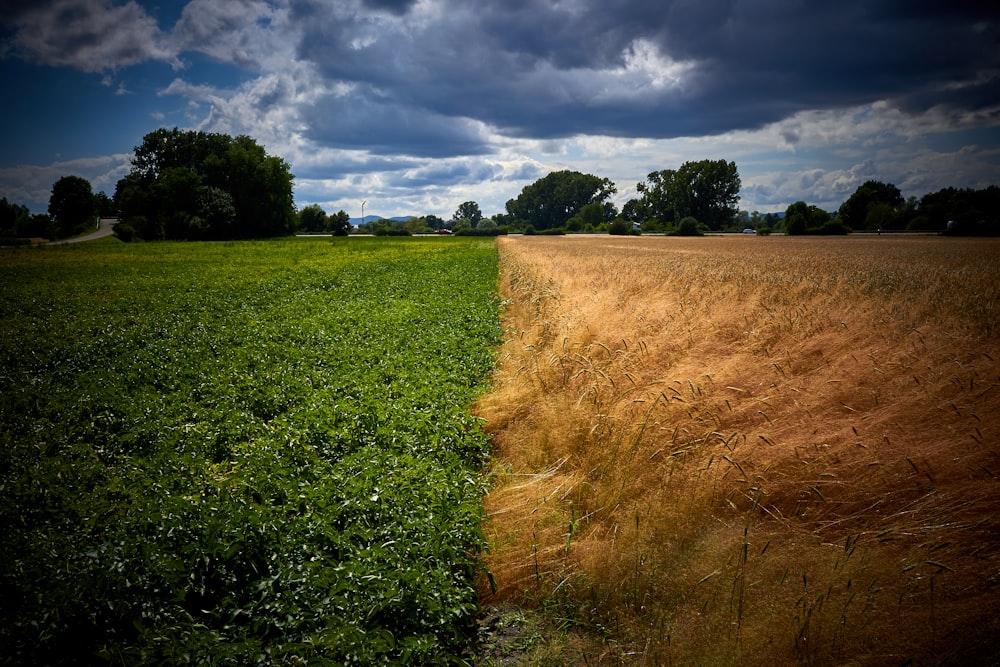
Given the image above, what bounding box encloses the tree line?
[1,177,115,242]
[784,181,1000,236]
[3,127,997,241]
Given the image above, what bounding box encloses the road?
[56,217,118,244]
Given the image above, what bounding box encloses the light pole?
[361,200,366,228]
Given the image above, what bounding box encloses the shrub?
[673,216,703,236]
[812,220,852,235]
[608,219,630,235]
[112,222,136,242]
[455,228,508,236]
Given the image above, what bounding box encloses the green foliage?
[505,170,616,231]
[298,203,329,232]
[0,237,502,664]
[115,128,295,241]
[636,159,741,231]
[0,197,33,237]
[607,218,630,235]
[453,201,483,227]
[673,216,703,236]
[49,175,97,238]
[784,201,832,235]
[924,186,1000,235]
[838,180,903,230]
[329,210,352,236]
[566,202,605,232]
[813,220,851,235]
[455,227,507,236]
[112,221,136,242]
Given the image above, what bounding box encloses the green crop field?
[0,236,501,665]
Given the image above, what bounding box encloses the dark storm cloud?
[0,0,174,72]
[291,0,999,156]
[386,160,504,188]
[360,0,417,15]
[293,154,420,180]
[301,87,493,157]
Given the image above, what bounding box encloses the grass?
[474,235,1000,665]
[0,235,502,665]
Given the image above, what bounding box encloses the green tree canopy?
[505,170,616,231]
[838,180,903,230]
[328,210,351,236]
[49,175,97,239]
[115,128,295,240]
[452,201,483,227]
[298,204,328,232]
[784,201,831,235]
[635,159,741,231]
[918,186,1000,235]
[0,197,33,237]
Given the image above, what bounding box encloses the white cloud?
[0,153,132,212]
[8,0,177,72]
[171,0,289,70]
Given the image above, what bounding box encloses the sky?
[1,1,998,220]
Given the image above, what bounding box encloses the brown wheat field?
[474,235,1000,666]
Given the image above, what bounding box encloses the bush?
[112,222,136,242]
[673,217,703,236]
[608,219,630,235]
[812,221,852,235]
[454,228,507,236]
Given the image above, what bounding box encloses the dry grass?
[474,235,1000,665]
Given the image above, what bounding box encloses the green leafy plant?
[0,236,502,664]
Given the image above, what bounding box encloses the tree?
[452,201,483,227]
[784,201,831,235]
[154,167,205,239]
[635,170,680,224]
[0,197,32,237]
[566,202,605,231]
[48,175,96,238]
[94,192,116,217]
[621,198,646,223]
[505,170,616,231]
[116,128,295,240]
[424,214,446,231]
[838,180,903,230]
[198,187,236,235]
[635,159,741,231]
[921,185,1000,235]
[299,204,328,232]
[328,210,351,236]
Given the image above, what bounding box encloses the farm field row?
[0,236,501,664]
[475,235,1000,665]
